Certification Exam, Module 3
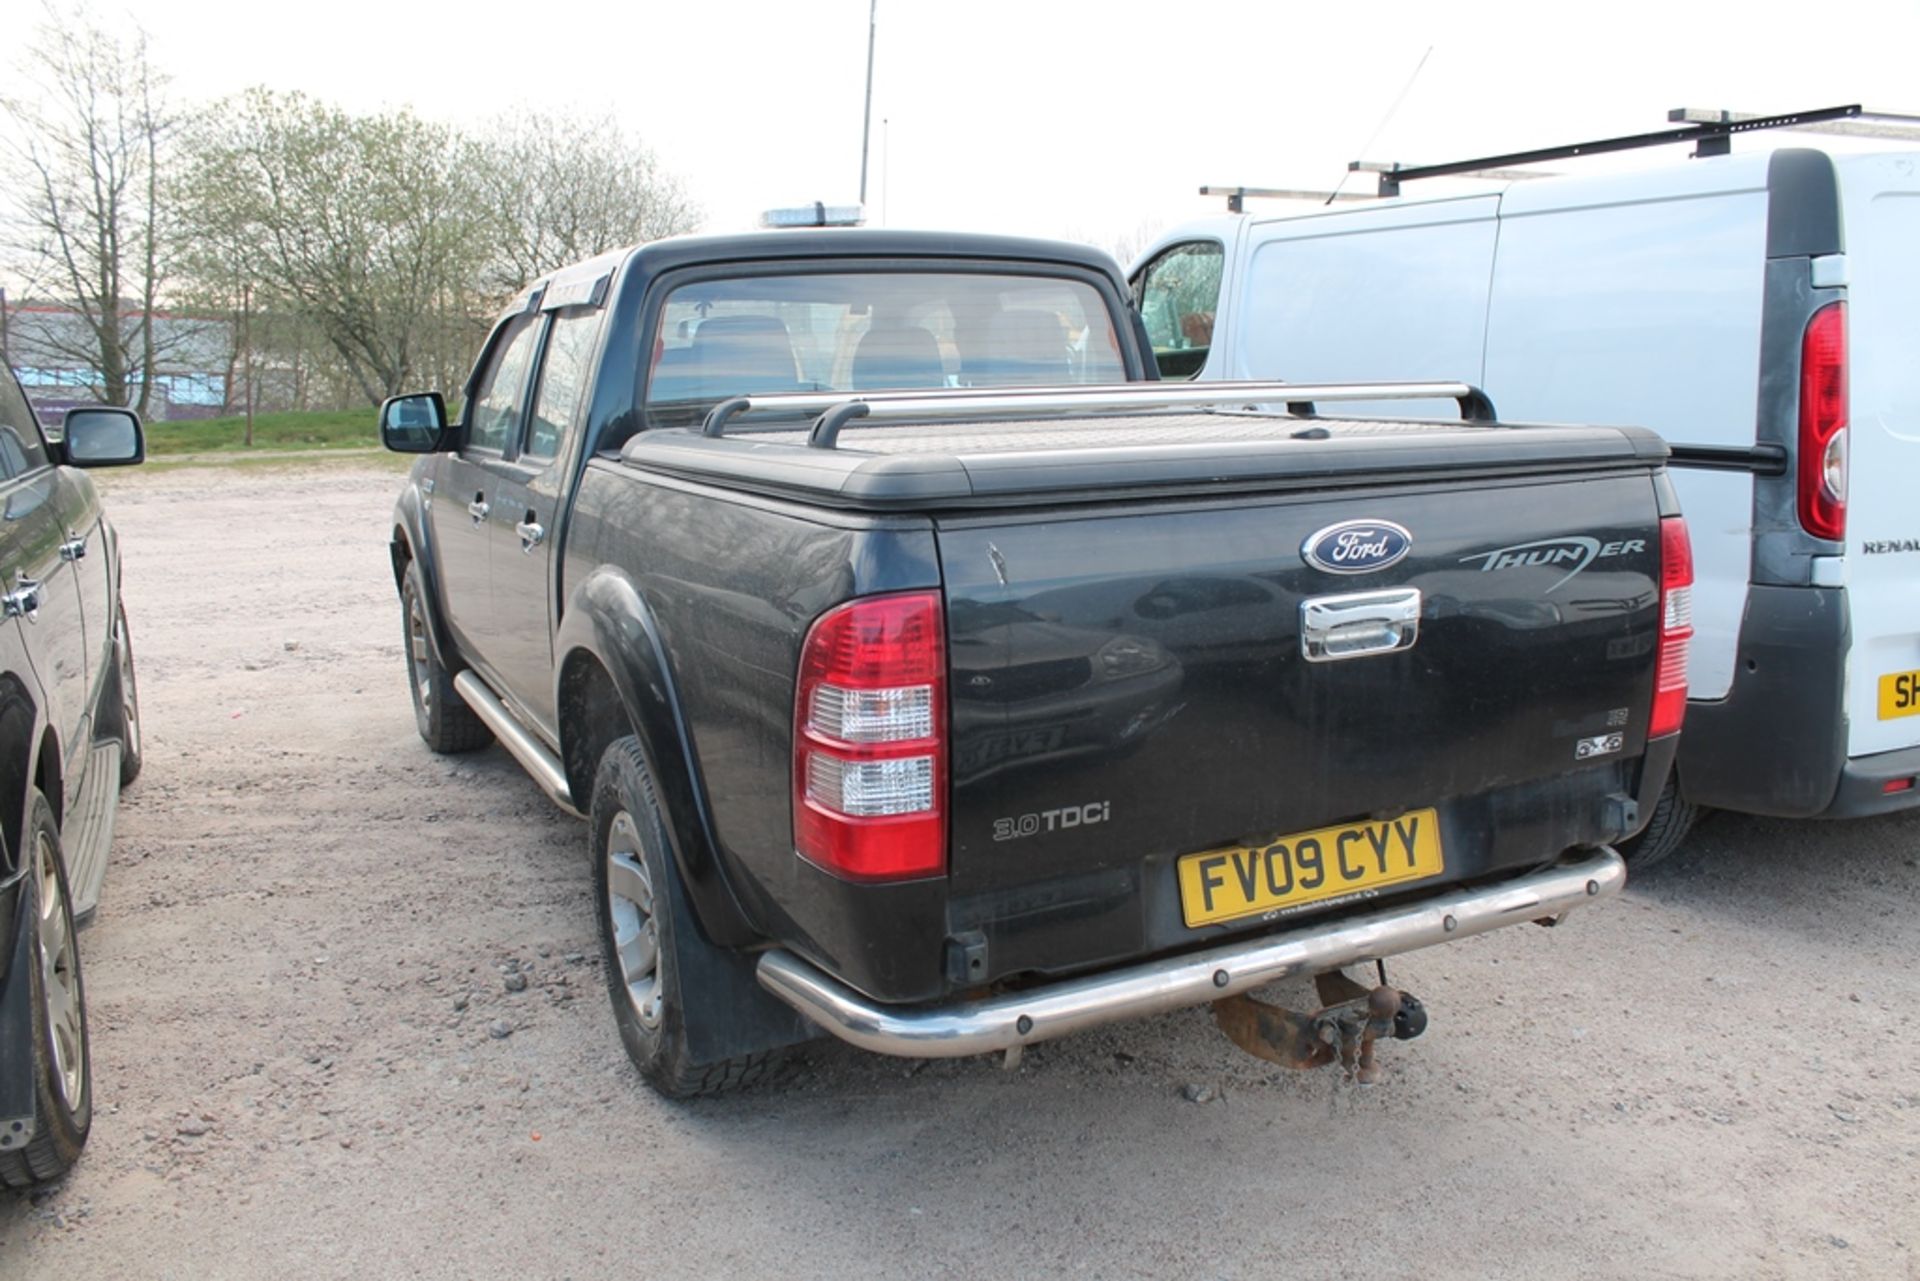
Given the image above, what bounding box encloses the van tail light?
[1797,301,1848,541]
[1651,515,1693,739]
[793,592,947,881]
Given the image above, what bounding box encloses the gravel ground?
[3,463,1917,1280]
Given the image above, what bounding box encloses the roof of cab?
[622,227,1128,278]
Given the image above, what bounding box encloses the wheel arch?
[554,566,759,949]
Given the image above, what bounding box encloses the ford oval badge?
[1302,519,1413,574]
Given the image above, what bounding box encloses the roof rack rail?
[701,380,1498,450]
[1669,106,1920,141]
[1354,103,1863,197]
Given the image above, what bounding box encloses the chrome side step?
[450,670,582,817]
[66,741,123,922]
[758,847,1627,1059]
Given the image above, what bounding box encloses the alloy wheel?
[605,810,664,1030]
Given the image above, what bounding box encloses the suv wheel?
[0,790,92,1189]
[113,601,142,787]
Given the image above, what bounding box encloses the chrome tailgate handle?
[1301,588,1422,663]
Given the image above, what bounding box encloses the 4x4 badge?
[1301,519,1413,574]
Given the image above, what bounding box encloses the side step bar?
[450,671,583,818]
[757,847,1626,1059]
[65,741,123,922]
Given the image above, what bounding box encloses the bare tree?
[474,110,699,295]
[0,7,175,413]
[174,90,488,404]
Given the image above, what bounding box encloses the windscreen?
[644,271,1126,415]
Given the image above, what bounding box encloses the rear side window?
[0,371,50,476]
[467,315,541,453]
[1134,241,1223,381]
[644,271,1126,414]
[524,310,601,463]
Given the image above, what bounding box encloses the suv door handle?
[59,531,87,561]
[4,575,41,622]
[515,516,545,552]
[467,496,490,524]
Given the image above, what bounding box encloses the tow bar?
[1212,968,1427,1085]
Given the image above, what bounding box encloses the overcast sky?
[27,0,1920,257]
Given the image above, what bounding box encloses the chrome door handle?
[1301,587,1422,663]
[467,498,490,524]
[4,575,41,622]
[59,531,87,561]
[515,519,545,552]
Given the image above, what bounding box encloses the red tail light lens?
[1797,301,1848,541]
[793,592,946,881]
[1650,515,1693,738]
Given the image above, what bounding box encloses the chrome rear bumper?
[755,848,1625,1058]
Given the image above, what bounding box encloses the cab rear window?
[644,271,1125,412]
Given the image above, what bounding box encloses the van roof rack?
[1668,106,1920,141]
[1354,103,1863,197]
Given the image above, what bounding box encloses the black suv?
[0,364,143,1188]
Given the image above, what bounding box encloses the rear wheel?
[113,601,142,787]
[590,736,781,1097]
[400,560,490,754]
[0,791,92,1189]
[1619,776,1701,869]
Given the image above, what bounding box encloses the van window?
[1134,241,1223,380]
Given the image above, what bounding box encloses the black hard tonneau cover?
[618,412,1670,511]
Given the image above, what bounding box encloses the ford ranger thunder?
[382,228,1684,1096]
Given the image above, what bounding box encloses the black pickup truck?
[382,228,1687,1096]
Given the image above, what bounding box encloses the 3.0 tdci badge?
[1301,519,1413,574]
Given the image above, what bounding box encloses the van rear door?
[1481,161,1772,703]
[1837,154,1920,758]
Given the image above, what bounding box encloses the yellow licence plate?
[1881,670,1920,720]
[1176,809,1445,928]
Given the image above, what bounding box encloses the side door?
[50,457,112,723]
[485,304,605,733]
[425,311,543,668]
[0,372,88,785]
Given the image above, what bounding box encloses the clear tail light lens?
[1651,515,1693,738]
[1797,301,1848,542]
[793,592,946,881]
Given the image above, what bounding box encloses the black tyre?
[400,560,490,754]
[1619,776,1701,870]
[589,736,781,1098]
[0,791,92,1189]
[112,601,142,787]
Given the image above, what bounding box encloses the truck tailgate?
[940,468,1662,913]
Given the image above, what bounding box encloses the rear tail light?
[1651,515,1693,739]
[1796,301,1848,541]
[793,592,947,881]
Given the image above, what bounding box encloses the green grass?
[144,408,380,455]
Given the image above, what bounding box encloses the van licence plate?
[1176,809,1445,928]
[1880,670,1920,720]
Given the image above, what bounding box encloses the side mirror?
[380,393,450,453]
[61,407,145,467]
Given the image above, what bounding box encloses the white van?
[1133,146,1920,862]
